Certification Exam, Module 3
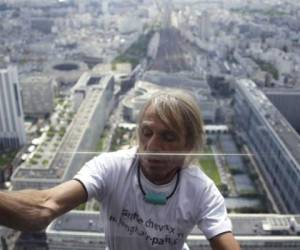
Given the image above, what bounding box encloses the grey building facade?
[233,79,300,214]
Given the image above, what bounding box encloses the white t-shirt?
[74,148,232,250]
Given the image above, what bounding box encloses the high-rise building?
[20,74,54,118]
[0,65,26,151]
[233,79,300,214]
[199,11,211,41]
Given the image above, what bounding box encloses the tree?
[218,183,229,197]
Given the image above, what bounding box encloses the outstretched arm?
[210,232,240,250]
[0,180,87,231]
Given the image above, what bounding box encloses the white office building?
[0,65,26,150]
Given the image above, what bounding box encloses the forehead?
[140,104,182,134]
[141,105,165,126]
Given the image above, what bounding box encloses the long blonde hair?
[137,90,205,164]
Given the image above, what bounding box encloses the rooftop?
[11,75,113,183]
[48,212,300,238]
[51,212,104,233]
[142,71,210,90]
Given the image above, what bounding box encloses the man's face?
[139,105,188,184]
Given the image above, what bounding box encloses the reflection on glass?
[1,0,300,249]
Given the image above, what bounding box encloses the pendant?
[144,193,167,205]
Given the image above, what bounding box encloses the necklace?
[137,164,180,205]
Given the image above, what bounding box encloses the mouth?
[147,158,165,164]
[141,155,167,167]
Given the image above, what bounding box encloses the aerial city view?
[0,0,300,249]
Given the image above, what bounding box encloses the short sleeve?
[196,181,232,240]
[73,153,111,201]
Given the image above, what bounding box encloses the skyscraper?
[0,65,26,151]
[199,11,211,41]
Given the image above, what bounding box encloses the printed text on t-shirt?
[109,209,184,246]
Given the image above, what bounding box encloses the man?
[0,91,240,250]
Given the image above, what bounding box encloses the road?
[149,28,193,73]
